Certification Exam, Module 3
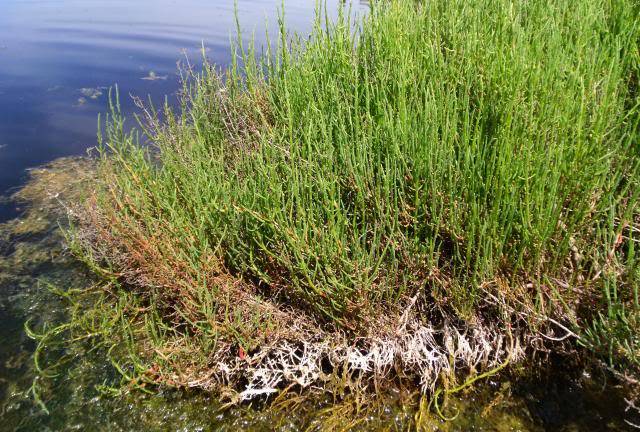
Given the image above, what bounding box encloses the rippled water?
[0,1,636,431]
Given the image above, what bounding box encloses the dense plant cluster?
[63,0,639,404]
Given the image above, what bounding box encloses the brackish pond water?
[0,1,636,430]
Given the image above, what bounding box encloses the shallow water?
[0,1,638,431]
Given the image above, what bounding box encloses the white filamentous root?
[625,398,640,429]
[200,319,524,401]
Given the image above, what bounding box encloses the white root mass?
[198,317,525,401]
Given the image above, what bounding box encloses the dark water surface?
[0,1,636,431]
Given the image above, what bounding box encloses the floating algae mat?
[0,158,634,431]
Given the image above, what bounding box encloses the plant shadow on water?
[0,159,635,431]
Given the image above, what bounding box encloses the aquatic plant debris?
[141,70,168,81]
[79,87,104,99]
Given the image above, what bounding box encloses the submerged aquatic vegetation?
[28,0,640,421]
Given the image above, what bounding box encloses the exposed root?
[626,398,640,429]
[225,319,522,402]
[134,287,527,403]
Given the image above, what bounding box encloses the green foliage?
[93,0,639,374]
[581,236,640,373]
